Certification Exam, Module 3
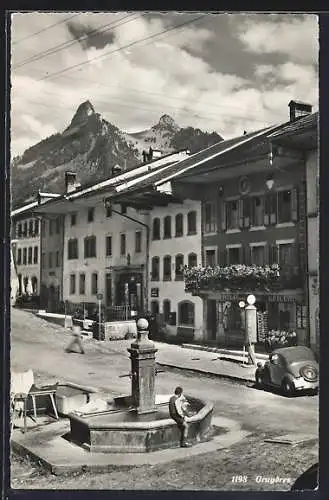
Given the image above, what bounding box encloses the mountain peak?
[70,100,95,127]
[155,114,179,130]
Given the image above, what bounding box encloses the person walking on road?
[65,325,85,354]
[169,386,192,448]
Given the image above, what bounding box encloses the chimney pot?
[288,100,312,122]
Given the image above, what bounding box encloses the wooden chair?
[11,369,59,433]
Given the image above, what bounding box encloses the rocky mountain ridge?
[11,101,223,208]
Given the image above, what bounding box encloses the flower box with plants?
[184,263,281,293]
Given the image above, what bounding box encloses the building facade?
[148,199,203,341]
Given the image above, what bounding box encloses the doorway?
[105,274,112,307]
[207,300,217,340]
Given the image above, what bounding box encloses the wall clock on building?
[238,176,251,195]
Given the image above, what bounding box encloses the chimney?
[289,100,312,122]
[65,171,80,193]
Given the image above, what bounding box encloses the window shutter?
[239,199,244,228]
[291,188,298,221]
[239,246,245,264]
[264,244,270,265]
[221,201,226,231]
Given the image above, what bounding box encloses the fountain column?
[127,318,158,414]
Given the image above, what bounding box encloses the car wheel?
[282,378,295,397]
[255,370,263,388]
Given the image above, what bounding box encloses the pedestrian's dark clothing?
[169,396,185,427]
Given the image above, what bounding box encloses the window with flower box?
[188,253,197,268]
[163,255,172,281]
[187,211,197,235]
[163,216,172,239]
[226,200,239,230]
[175,254,184,280]
[175,213,183,237]
[84,236,96,258]
[151,257,160,281]
[152,218,160,240]
[204,201,216,233]
[178,301,195,326]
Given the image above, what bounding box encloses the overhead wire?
[12,13,81,45]
[13,13,141,69]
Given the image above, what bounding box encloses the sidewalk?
[100,339,266,383]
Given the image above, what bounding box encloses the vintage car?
[255,346,319,396]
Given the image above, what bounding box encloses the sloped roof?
[268,112,318,140]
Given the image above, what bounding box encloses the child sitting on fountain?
[169,386,194,448]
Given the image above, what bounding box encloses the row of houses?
[11,101,319,352]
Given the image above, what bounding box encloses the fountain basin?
[69,395,213,453]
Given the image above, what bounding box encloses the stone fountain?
[68,319,213,453]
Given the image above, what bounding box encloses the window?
[68,238,78,259]
[49,220,53,236]
[87,207,95,223]
[23,248,27,265]
[163,255,172,281]
[17,248,22,265]
[241,198,251,228]
[250,245,265,266]
[79,273,86,295]
[28,220,34,236]
[120,234,126,256]
[178,301,195,326]
[106,206,112,218]
[91,273,98,295]
[163,216,172,239]
[135,231,142,253]
[17,223,22,238]
[175,213,183,237]
[84,236,96,258]
[55,251,60,267]
[151,257,160,281]
[163,299,171,323]
[278,242,295,267]
[227,247,241,265]
[152,218,160,240]
[188,253,197,268]
[31,276,38,294]
[278,190,292,223]
[33,246,38,264]
[121,204,127,214]
[175,254,184,280]
[48,252,53,268]
[71,213,77,226]
[204,202,216,233]
[56,217,61,234]
[205,249,216,267]
[251,196,264,227]
[264,193,277,225]
[296,304,307,329]
[23,222,27,237]
[34,219,39,236]
[70,274,76,294]
[187,211,197,235]
[41,253,46,268]
[226,200,239,230]
[106,236,112,257]
[150,300,159,315]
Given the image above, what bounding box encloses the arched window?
[151,257,160,281]
[163,255,172,281]
[175,254,184,280]
[178,301,195,326]
[151,300,159,315]
[187,211,197,235]
[152,218,160,240]
[175,213,184,237]
[23,276,29,294]
[188,253,197,268]
[163,216,172,239]
[163,299,171,323]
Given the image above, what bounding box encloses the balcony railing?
[184,264,303,294]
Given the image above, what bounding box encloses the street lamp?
[265,175,275,191]
[247,294,256,305]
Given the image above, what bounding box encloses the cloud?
[66,20,115,50]
[10,12,318,157]
[236,14,318,65]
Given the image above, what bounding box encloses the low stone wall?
[104,321,137,341]
[36,311,73,329]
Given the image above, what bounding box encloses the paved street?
[10,309,318,490]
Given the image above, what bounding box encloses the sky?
[10,12,319,157]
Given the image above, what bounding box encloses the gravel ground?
[10,433,317,491]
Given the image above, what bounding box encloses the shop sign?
[151,288,159,298]
[267,295,297,303]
